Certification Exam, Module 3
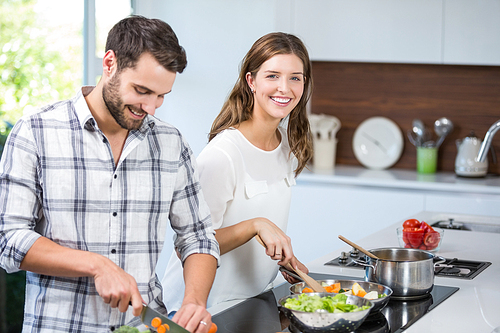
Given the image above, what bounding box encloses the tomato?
[420,221,434,233]
[403,219,421,229]
[423,231,441,250]
[403,228,424,248]
[418,244,427,250]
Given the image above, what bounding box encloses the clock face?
[352,117,404,170]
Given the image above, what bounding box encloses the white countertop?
[299,165,500,195]
[306,211,500,333]
[209,211,500,332]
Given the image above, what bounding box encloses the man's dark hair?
[105,15,187,73]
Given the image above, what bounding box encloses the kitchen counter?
[300,165,500,195]
[306,211,500,333]
[209,211,500,332]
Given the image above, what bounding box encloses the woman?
[162,32,313,310]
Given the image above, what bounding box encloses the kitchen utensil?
[354,248,446,299]
[309,114,341,140]
[140,303,217,333]
[407,129,418,146]
[455,131,488,177]
[255,235,326,292]
[289,279,393,313]
[412,119,425,146]
[434,117,454,147]
[278,292,373,333]
[285,262,326,293]
[310,114,341,170]
[416,146,438,174]
[338,235,379,260]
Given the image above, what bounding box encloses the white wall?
[135,0,293,156]
[134,0,295,277]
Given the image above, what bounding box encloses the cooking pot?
[354,248,445,299]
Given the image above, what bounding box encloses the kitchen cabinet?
[443,0,500,65]
[292,0,443,64]
[290,0,500,66]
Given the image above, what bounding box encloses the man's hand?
[172,302,214,333]
[93,256,144,316]
[174,253,217,332]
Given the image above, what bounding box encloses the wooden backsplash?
[310,61,500,174]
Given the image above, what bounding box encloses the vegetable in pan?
[284,293,371,313]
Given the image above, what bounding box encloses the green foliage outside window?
[0,0,81,143]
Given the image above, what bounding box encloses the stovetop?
[324,250,491,279]
[211,273,459,333]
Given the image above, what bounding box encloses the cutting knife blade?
[140,304,189,333]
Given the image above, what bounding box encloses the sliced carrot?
[331,282,341,293]
[324,285,334,293]
[208,323,217,333]
[157,323,169,333]
[151,317,162,328]
[302,287,313,293]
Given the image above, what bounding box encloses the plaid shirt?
[0,87,219,333]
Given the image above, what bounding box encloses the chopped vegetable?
[352,282,367,297]
[151,317,162,328]
[114,326,140,333]
[157,323,170,333]
[304,282,387,300]
[284,293,371,313]
[401,218,441,250]
[114,326,151,333]
[364,291,379,300]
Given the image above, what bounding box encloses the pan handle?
[433,255,446,266]
[352,258,376,271]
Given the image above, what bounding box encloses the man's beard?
[102,73,144,131]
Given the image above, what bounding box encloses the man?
[0,16,219,333]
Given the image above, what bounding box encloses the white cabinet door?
[425,192,500,217]
[292,0,443,63]
[443,0,500,65]
[287,183,425,263]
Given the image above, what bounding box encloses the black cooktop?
[211,273,459,333]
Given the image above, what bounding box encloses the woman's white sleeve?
[196,146,235,230]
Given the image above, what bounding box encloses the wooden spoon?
[254,235,326,293]
[338,235,380,260]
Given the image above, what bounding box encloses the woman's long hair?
[209,32,313,176]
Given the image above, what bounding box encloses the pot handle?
[433,255,446,266]
[352,258,376,271]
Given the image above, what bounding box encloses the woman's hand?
[253,218,294,266]
[281,257,309,284]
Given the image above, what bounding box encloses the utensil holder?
[417,147,438,174]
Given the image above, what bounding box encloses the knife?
[140,303,217,333]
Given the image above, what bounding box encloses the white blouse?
[161,126,297,310]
